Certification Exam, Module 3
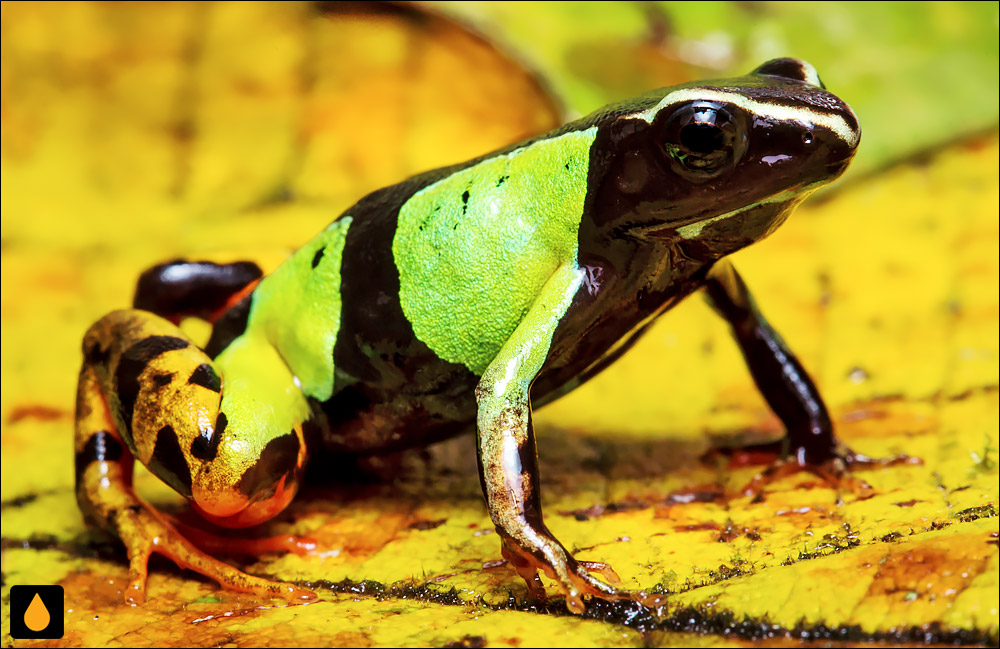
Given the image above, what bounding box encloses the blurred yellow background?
[2,2,997,646]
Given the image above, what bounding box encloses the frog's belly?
[316,286,698,455]
[532,278,704,409]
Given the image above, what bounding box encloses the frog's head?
[590,58,859,257]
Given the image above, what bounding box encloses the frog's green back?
[392,128,597,375]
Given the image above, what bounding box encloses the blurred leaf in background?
[433,1,1000,176]
[2,2,997,647]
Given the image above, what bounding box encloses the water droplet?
[25,593,50,632]
[848,367,869,384]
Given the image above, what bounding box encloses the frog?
[75,58,867,613]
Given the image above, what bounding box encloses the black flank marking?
[237,432,299,497]
[461,189,470,215]
[114,336,189,434]
[75,431,124,483]
[187,363,221,392]
[496,175,508,187]
[311,247,325,269]
[152,373,173,388]
[84,341,110,366]
[148,425,193,498]
[190,411,225,462]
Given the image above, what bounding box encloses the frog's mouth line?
[632,178,828,241]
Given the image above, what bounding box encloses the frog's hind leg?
[703,259,916,499]
[75,309,314,603]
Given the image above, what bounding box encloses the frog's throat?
[632,87,860,149]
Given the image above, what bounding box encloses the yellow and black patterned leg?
[74,310,315,603]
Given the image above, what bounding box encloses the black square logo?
[9,585,64,639]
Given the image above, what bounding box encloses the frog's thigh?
[703,259,836,462]
[133,260,262,322]
[75,309,309,602]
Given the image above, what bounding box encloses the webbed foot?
[729,442,919,502]
[499,537,664,614]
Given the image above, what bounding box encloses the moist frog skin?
[75,58,861,612]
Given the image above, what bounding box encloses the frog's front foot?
[498,535,662,614]
[732,441,919,502]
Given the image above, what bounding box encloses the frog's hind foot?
[115,492,316,604]
[76,444,315,604]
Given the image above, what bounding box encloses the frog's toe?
[841,448,921,470]
[735,444,920,502]
[124,545,152,605]
[564,566,667,613]
[817,449,920,500]
[560,562,634,613]
[578,560,622,585]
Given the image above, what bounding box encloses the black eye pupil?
[662,103,746,180]
[680,123,724,153]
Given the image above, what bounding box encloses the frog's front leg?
[703,259,912,496]
[476,265,636,613]
[75,309,314,603]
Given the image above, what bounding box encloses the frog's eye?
[661,102,746,181]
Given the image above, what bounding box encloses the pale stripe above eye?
[632,88,859,148]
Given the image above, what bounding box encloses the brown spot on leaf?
[7,404,70,424]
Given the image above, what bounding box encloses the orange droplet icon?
[24,593,51,632]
